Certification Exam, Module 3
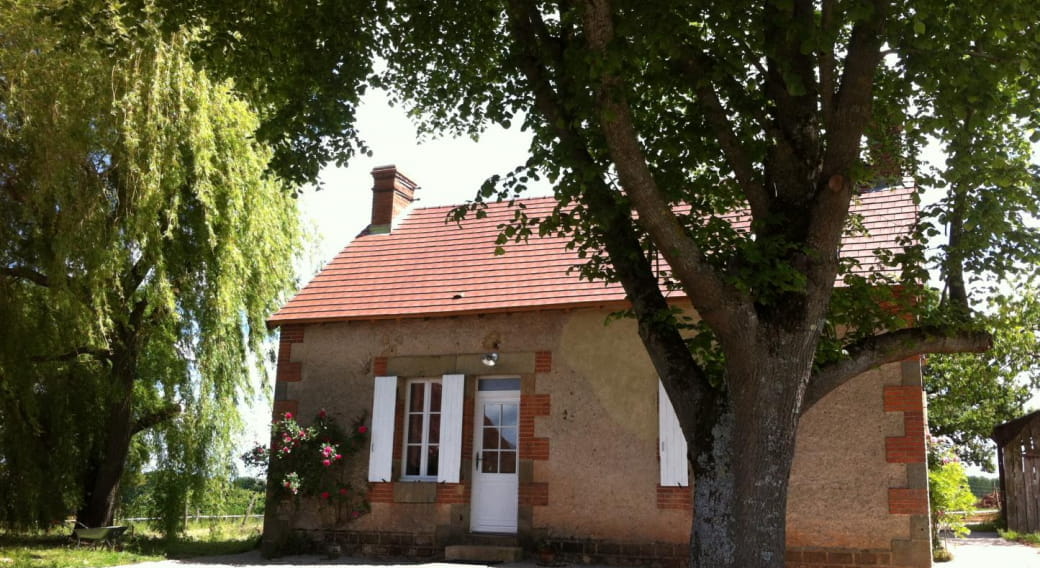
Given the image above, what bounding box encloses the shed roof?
[992,410,1040,446]
[269,185,918,326]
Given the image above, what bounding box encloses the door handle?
[475,452,481,467]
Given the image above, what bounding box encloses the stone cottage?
[262,166,932,568]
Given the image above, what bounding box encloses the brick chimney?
[369,165,418,233]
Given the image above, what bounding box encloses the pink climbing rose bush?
[243,409,370,520]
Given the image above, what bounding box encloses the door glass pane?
[482,403,501,449]
[409,382,425,411]
[405,446,421,476]
[478,378,521,391]
[500,450,517,473]
[481,450,499,473]
[483,422,500,449]
[485,403,501,426]
[502,403,518,426]
[501,426,518,450]
[430,382,442,412]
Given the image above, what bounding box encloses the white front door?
[470,379,520,533]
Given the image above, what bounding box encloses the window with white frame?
[403,378,442,479]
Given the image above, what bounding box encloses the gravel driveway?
[944,532,1040,567]
[118,534,1040,568]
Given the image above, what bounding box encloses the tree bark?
[689,406,736,566]
[679,327,816,568]
[78,394,134,527]
[77,331,138,528]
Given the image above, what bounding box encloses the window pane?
[500,450,517,473]
[427,445,439,476]
[409,382,425,412]
[481,450,498,473]
[405,446,421,476]
[430,382,442,412]
[428,414,441,444]
[407,414,424,443]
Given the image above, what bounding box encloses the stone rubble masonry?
[461,397,474,458]
[267,322,930,567]
[321,529,439,559]
[544,538,687,568]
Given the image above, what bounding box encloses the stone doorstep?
[444,544,524,563]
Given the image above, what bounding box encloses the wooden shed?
[992,410,1040,532]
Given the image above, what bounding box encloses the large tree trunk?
[690,407,736,565]
[687,327,816,568]
[78,396,134,527]
[77,340,137,528]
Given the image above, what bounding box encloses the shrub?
[929,436,976,551]
[243,410,369,524]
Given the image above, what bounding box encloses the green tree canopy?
[926,288,1040,470]
[0,2,301,532]
[85,0,1040,565]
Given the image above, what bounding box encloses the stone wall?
[263,306,930,567]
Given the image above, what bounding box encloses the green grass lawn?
[0,518,262,567]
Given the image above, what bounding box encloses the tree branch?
[505,0,724,449]
[675,53,770,220]
[0,265,51,287]
[820,0,889,177]
[579,0,751,336]
[803,326,993,412]
[804,0,889,313]
[132,402,182,435]
[819,0,837,128]
[30,347,112,364]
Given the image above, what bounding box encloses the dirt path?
[945,532,1040,567]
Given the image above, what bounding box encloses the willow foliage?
[0,2,301,530]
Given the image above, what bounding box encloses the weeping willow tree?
[0,2,301,531]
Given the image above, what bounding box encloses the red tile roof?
[269,185,918,326]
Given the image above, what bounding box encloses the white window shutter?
[659,380,689,486]
[438,374,465,483]
[368,375,398,482]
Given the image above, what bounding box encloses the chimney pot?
[369,165,418,232]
